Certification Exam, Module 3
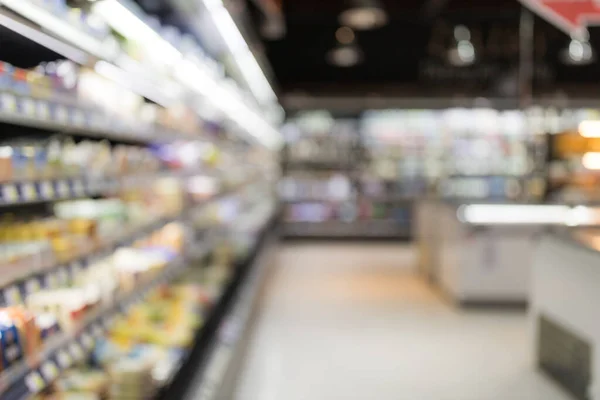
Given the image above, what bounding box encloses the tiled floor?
[233,243,572,400]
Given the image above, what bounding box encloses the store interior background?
[0,0,599,400]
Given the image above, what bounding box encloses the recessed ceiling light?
[336,26,355,45]
[339,0,388,30]
[327,44,363,67]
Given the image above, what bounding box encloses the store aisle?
[233,243,570,400]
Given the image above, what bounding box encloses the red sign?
[521,0,600,36]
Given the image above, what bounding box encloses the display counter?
[531,229,600,400]
[418,201,600,306]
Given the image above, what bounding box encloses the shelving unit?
[280,116,415,240]
[0,0,281,399]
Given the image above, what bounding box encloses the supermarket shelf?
[158,213,278,400]
[0,170,205,207]
[0,1,282,149]
[0,253,192,400]
[0,216,177,303]
[282,220,412,240]
[0,92,185,144]
[0,177,256,294]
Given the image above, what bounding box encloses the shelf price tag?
[57,180,70,198]
[56,350,72,369]
[25,371,45,394]
[69,342,85,361]
[22,182,36,201]
[91,324,103,338]
[20,98,36,117]
[73,109,85,126]
[72,179,85,197]
[4,286,22,305]
[40,360,59,382]
[37,101,50,120]
[2,184,18,203]
[45,273,59,289]
[0,93,16,113]
[40,181,54,199]
[55,105,68,123]
[81,333,94,350]
[57,268,69,286]
[25,279,41,295]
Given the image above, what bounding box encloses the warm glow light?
[582,152,600,170]
[579,120,600,137]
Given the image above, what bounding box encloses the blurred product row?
[0,0,281,146]
[280,108,600,239]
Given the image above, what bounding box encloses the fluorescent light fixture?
[0,11,88,64]
[93,0,181,65]
[202,0,277,106]
[1,0,116,61]
[457,204,572,225]
[94,60,180,107]
[174,60,282,149]
[579,120,600,137]
[582,152,600,170]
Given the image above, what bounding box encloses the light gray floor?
[233,243,572,400]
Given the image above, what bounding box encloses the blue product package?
[0,62,13,92]
[0,320,23,368]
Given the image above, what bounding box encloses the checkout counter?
[417,201,600,307]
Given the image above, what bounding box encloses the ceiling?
[252,0,600,101]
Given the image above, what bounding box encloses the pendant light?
[326,26,363,67]
[560,38,595,66]
[339,0,388,31]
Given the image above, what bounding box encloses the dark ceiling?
[256,0,600,99]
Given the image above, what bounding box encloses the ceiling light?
[2,0,116,61]
[447,26,475,67]
[560,39,595,65]
[336,26,355,44]
[339,0,388,30]
[93,0,182,65]
[583,152,600,170]
[579,120,600,137]
[327,44,363,67]
[202,0,278,106]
